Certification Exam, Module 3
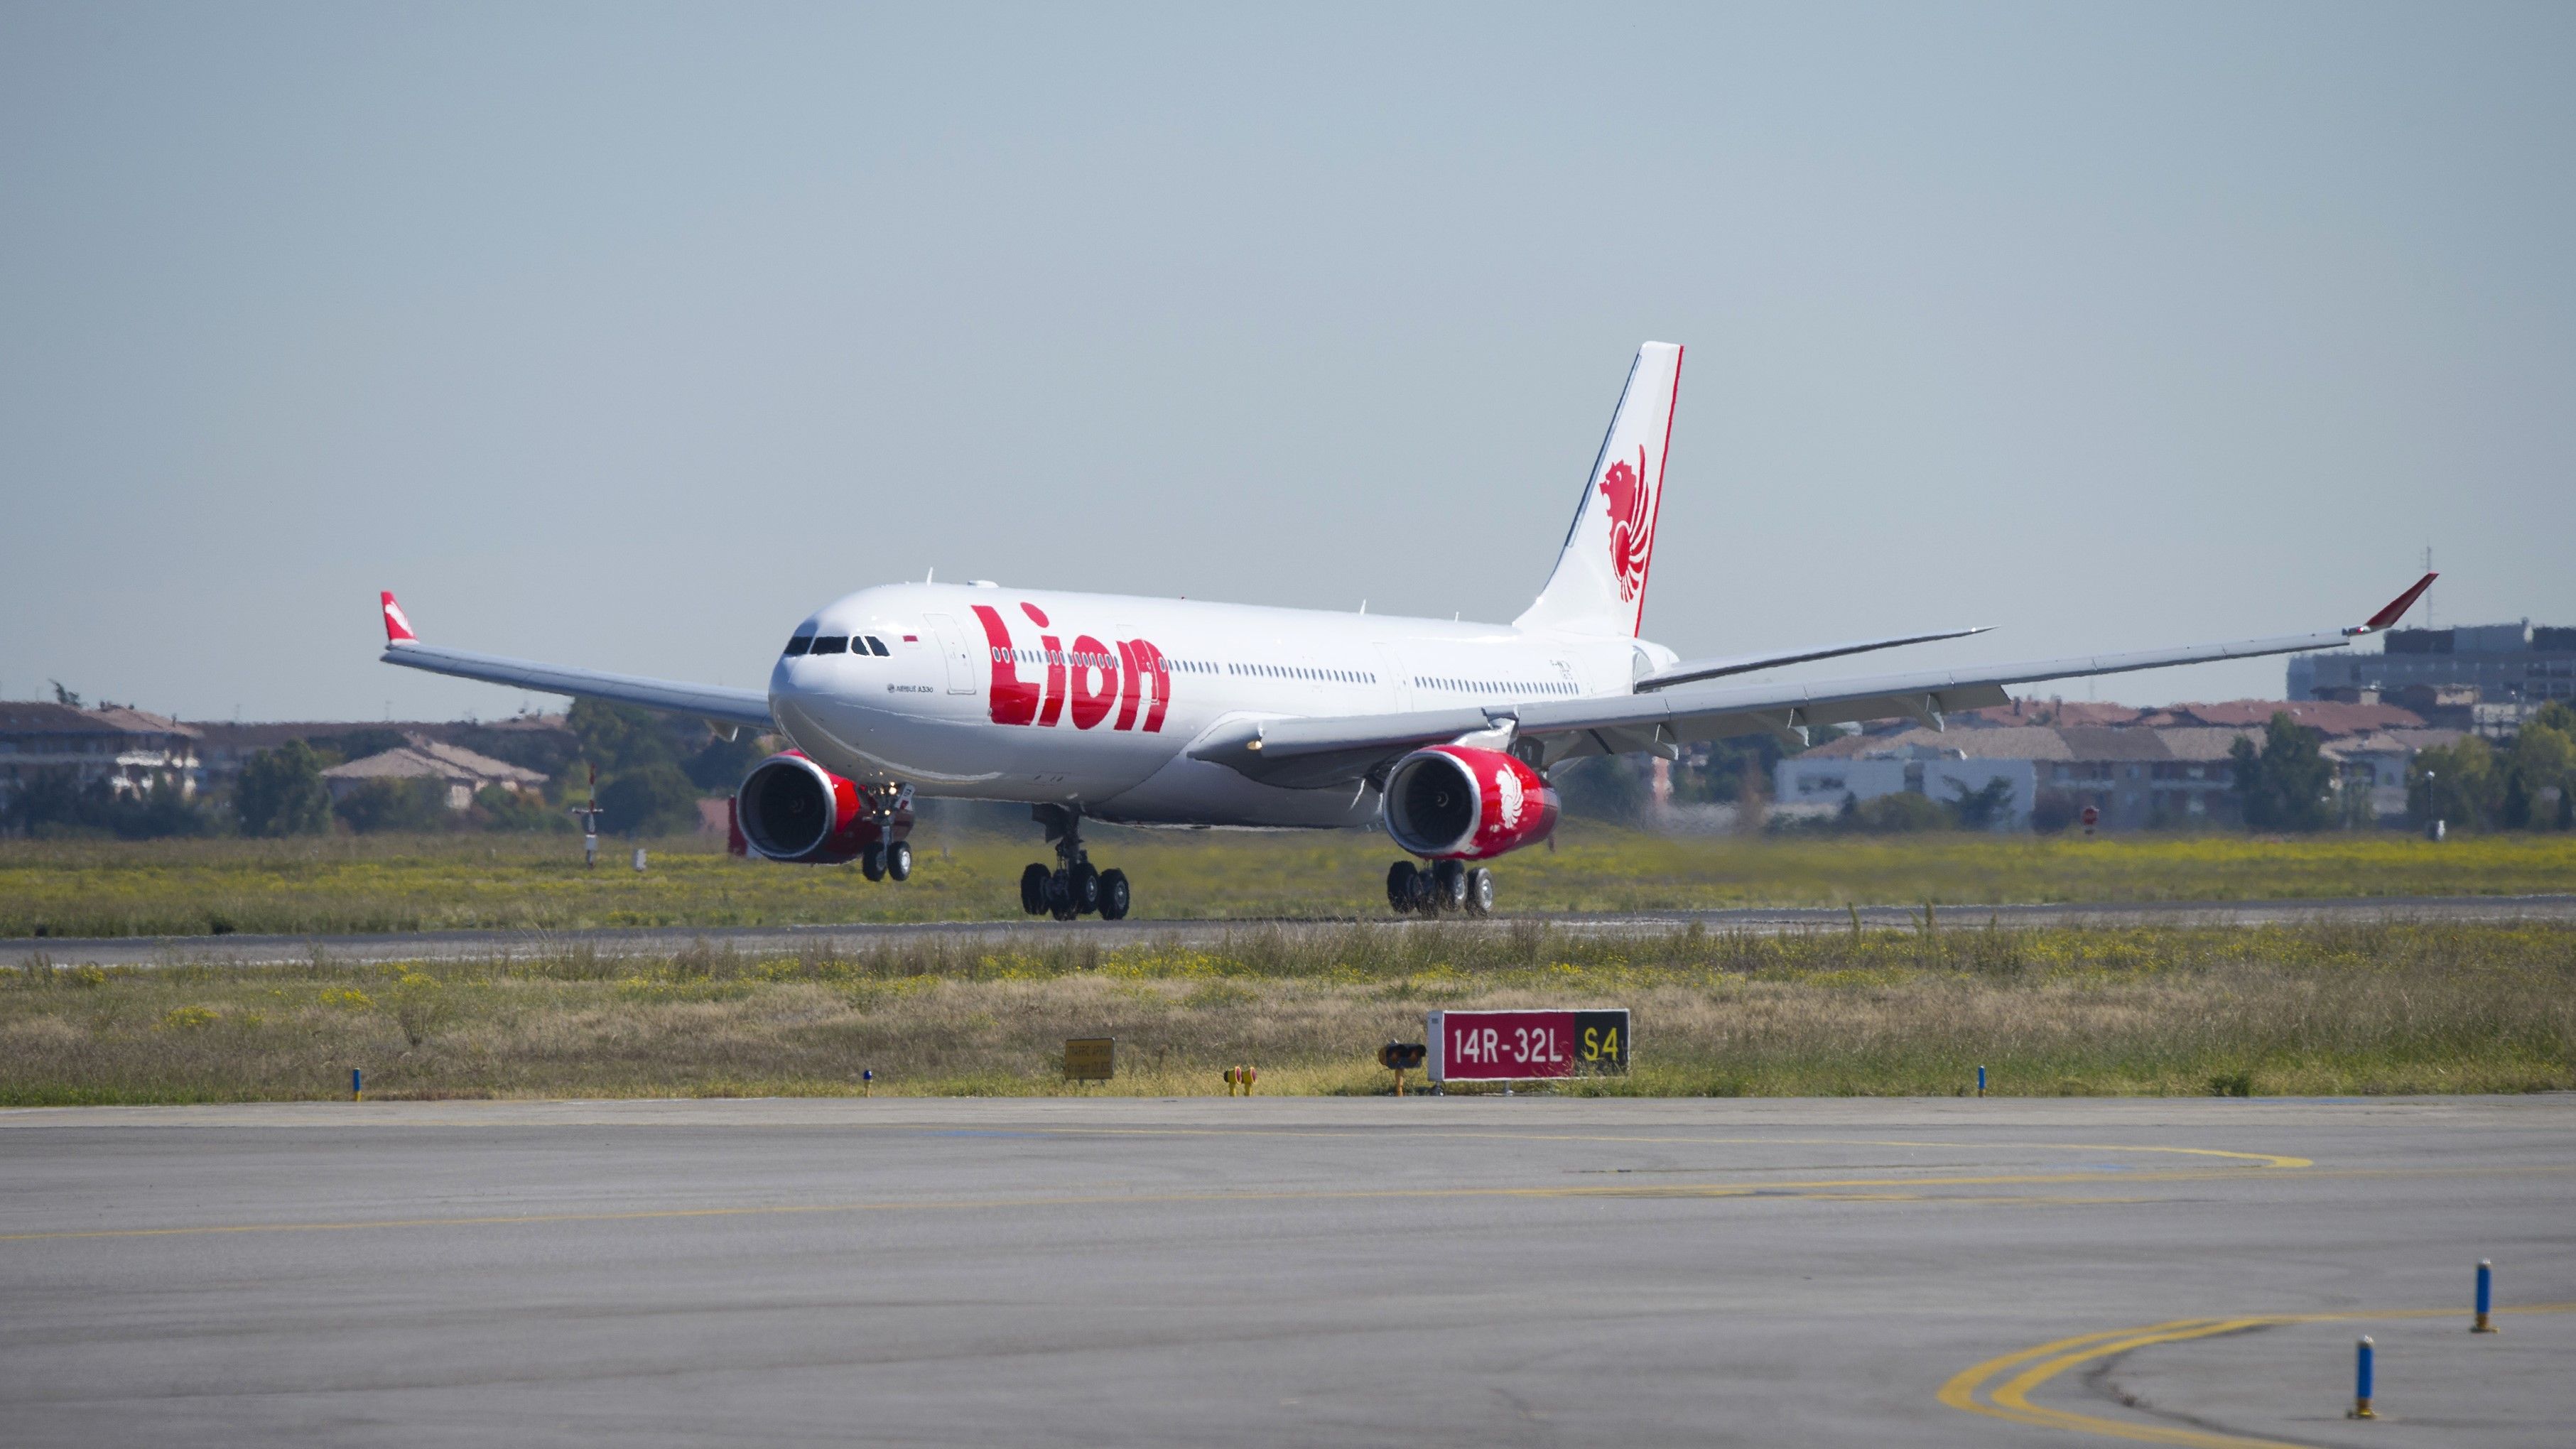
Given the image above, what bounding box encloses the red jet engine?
[1381,745,1559,860]
[734,751,906,864]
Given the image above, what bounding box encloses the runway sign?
[1064,1037,1114,1080]
[1427,1009,1628,1082]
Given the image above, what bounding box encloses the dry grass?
[4,827,2572,939]
[6,920,2569,1104]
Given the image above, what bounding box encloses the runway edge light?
[2347,1336,2375,1420]
[2474,1259,2497,1333]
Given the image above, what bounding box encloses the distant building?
[0,702,202,803]
[1776,734,2040,829]
[190,713,572,783]
[1779,698,2459,830]
[320,734,548,810]
[2290,621,2576,709]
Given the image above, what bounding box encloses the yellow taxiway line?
[1940,1302,2576,1447]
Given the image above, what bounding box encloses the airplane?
[377,342,2435,921]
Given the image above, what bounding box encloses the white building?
[0,702,203,803]
[1775,737,2039,830]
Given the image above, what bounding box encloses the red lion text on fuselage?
[971,602,1171,732]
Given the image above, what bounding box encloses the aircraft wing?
[374,592,776,732]
[1189,575,2435,790]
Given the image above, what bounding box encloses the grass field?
[6,920,2569,1104]
[4,827,2573,939]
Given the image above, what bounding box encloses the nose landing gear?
[1387,859,1493,916]
[1020,805,1130,921]
[857,784,914,884]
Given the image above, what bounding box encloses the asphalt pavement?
[16,892,2576,967]
[3,1095,2568,1446]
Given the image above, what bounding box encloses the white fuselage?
[769,583,1673,828]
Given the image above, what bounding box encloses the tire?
[860,843,887,882]
[1020,862,1051,915]
[1049,868,1078,921]
[1071,862,1101,916]
[1386,861,1418,914]
[1097,868,1130,921]
[1465,867,1495,917]
[1432,859,1468,912]
[885,839,912,882]
[1410,865,1441,913]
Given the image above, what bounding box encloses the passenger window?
[810,636,849,655]
[784,635,813,656]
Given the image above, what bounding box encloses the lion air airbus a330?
[378,342,2433,920]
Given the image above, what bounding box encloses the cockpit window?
[784,634,813,656]
[865,636,890,656]
[809,636,850,655]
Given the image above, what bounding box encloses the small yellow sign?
[1064,1037,1114,1081]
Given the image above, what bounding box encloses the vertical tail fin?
[1513,342,1683,638]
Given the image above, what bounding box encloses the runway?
[17,892,2576,967]
[3,1095,2569,1446]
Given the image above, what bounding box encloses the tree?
[2231,712,2333,832]
[335,777,451,834]
[116,778,218,839]
[1843,791,1952,833]
[472,784,572,832]
[1944,776,2017,830]
[2409,734,2500,832]
[235,741,332,837]
[684,731,767,793]
[2504,713,2572,832]
[49,680,82,708]
[568,699,681,776]
[3,767,90,833]
[597,763,702,836]
[1552,755,1646,825]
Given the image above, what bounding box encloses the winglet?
[2346,572,2436,636]
[381,590,419,646]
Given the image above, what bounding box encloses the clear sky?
[4,4,2570,722]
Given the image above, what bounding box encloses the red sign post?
[1427,1009,1628,1084]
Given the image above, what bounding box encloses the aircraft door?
[922,614,978,695]
[1375,644,1412,713]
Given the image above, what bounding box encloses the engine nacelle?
[734,751,908,864]
[1382,745,1559,860]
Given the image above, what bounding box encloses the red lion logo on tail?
[1598,445,1653,602]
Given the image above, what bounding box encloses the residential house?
[0,702,203,804]
[320,735,549,811]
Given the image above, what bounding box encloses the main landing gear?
[1386,859,1495,917]
[1019,805,1130,921]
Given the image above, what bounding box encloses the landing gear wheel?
[1069,862,1100,916]
[860,843,887,882]
[1048,868,1078,921]
[1431,859,1468,913]
[1386,861,1419,915]
[1097,868,1130,921]
[885,839,912,882]
[1464,867,1495,916]
[1020,863,1051,915]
